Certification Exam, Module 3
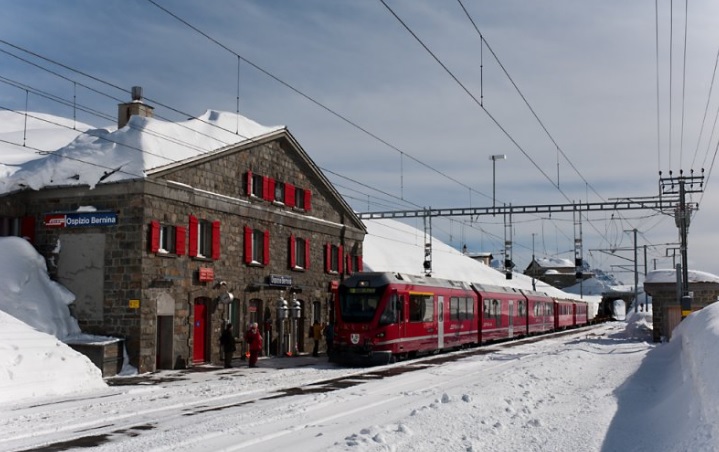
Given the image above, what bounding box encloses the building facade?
[0,101,365,373]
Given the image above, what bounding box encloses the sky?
[3,227,719,450]
[2,0,719,281]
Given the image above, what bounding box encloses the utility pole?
[659,169,704,319]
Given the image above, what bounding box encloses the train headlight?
[375,332,385,338]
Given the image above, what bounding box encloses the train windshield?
[339,287,382,322]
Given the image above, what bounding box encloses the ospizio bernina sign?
[44,212,118,228]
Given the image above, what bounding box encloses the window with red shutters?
[245,226,270,266]
[290,235,309,270]
[325,243,341,274]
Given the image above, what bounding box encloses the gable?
[147,129,365,233]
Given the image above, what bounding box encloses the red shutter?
[20,216,35,244]
[263,230,270,265]
[188,215,198,257]
[262,177,271,201]
[266,178,275,202]
[357,255,363,272]
[338,245,344,274]
[245,170,253,196]
[304,190,312,211]
[305,238,311,269]
[176,226,186,256]
[150,220,160,253]
[285,184,296,208]
[244,226,253,264]
[346,253,353,275]
[325,243,331,273]
[211,220,221,260]
[289,235,296,268]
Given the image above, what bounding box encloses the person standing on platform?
[219,323,236,368]
[244,322,263,368]
[311,321,323,357]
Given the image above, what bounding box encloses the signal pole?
[659,169,704,319]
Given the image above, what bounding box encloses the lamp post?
[276,295,288,356]
[290,296,301,356]
[489,154,506,212]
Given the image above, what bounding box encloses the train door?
[397,290,407,352]
[437,295,445,349]
[508,300,514,338]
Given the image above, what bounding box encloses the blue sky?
[2,0,719,280]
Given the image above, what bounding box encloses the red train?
[332,272,589,365]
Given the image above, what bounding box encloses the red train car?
[333,272,590,366]
[554,299,575,329]
[522,290,555,335]
[333,272,478,365]
[471,283,527,343]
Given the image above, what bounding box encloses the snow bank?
[0,310,106,404]
[0,237,80,339]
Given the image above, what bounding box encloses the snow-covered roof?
[645,269,719,284]
[535,256,575,268]
[0,110,284,194]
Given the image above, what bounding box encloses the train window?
[339,290,380,323]
[450,297,460,321]
[518,300,526,317]
[460,297,473,320]
[379,293,401,325]
[491,300,500,322]
[409,294,433,322]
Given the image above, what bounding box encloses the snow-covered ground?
[1,234,718,451]
[2,307,719,451]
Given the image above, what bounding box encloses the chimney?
[117,86,155,129]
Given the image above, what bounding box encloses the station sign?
[44,212,118,228]
[269,274,293,287]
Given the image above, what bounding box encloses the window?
[451,297,473,321]
[160,225,176,253]
[197,220,212,258]
[379,292,404,325]
[294,187,312,211]
[188,215,220,259]
[345,253,364,274]
[325,243,343,274]
[274,181,285,204]
[244,226,269,265]
[290,235,310,270]
[409,293,433,322]
[252,173,265,198]
[150,221,186,256]
[517,300,526,317]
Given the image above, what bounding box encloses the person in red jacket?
[244,322,263,368]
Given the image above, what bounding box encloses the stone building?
[643,269,719,342]
[0,92,365,373]
[523,256,592,289]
